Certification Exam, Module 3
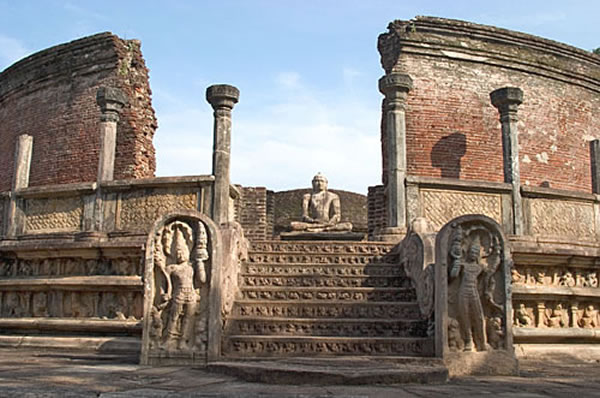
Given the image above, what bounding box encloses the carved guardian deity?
[447,222,504,352]
[148,219,209,353]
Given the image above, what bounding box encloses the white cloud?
[0,35,29,70]
[276,71,301,89]
[154,70,382,194]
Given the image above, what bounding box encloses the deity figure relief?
[290,173,353,232]
[151,220,209,352]
[448,224,503,352]
[586,272,598,288]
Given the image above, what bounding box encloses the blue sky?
[1,1,598,193]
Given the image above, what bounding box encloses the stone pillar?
[491,87,524,235]
[378,73,412,238]
[590,139,600,194]
[96,87,127,182]
[206,84,239,226]
[6,134,33,237]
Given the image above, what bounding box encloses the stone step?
[240,274,410,288]
[232,300,421,319]
[243,263,404,276]
[208,357,448,385]
[247,253,395,266]
[250,241,395,256]
[225,317,428,338]
[222,335,434,357]
[0,317,141,335]
[239,287,416,302]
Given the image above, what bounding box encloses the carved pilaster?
[379,73,412,237]
[491,87,524,235]
[6,134,33,238]
[206,84,239,226]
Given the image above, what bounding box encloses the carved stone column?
[206,84,239,226]
[378,73,412,239]
[491,87,524,235]
[6,134,33,237]
[96,87,126,182]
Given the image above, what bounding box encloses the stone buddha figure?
[290,173,353,233]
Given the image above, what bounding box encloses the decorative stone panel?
[117,189,197,232]
[24,196,83,233]
[421,189,502,231]
[528,198,595,239]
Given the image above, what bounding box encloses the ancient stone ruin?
[0,16,599,380]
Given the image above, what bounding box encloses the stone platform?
[2,348,600,397]
[280,231,365,240]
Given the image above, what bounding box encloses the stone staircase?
[222,240,434,358]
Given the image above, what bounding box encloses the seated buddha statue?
[290,173,353,233]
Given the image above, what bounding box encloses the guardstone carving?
[141,212,220,366]
[436,215,514,359]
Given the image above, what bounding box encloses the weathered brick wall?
[238,187,269,241]
[378,17,600,193]
[0,32,157,192]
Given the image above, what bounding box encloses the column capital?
[490,87,523,110]
[206,84,240,111]
[379,73,413,97]
[96,87,127,122]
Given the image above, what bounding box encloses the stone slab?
[206,357,448,385]
[280,231,366,241]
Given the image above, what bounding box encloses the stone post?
[590,139,600,194]
[491,87,524,235]
[378,73,412,238]
[96,87,126,182]
[206,84,239,226]
[6,134,33,237]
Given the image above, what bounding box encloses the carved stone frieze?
[529,198,595,239]
[248,253,394,265]
[0,289,142,319]
[228,319,428,337]
[224,337,433,356]
[117,189,197,232]
[234,302,420,319]
[421,189,502,231]
[511,264,599,289]
[241,275,408,288]
[251,242,393,255]
[512,300,600,329]
[25,196,83,232]
[244,264,404,277]
[0,257,141,278]
[240,288,415,302]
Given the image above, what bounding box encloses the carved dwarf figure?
[546,304,567,328]
[514,303,533,327]
[290,173,353,232]
[559,271,576,287]
[579,305,598,329]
